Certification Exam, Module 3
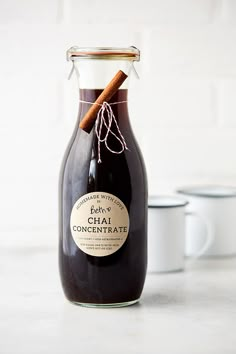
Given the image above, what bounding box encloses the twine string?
[79,100,129,163]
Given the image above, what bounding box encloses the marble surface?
[1,246,236,354]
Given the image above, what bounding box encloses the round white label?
[70,192,129,257]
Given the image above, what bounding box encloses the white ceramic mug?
[148,196,213,272]
[177,186,236,257]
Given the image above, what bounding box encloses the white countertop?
[1,246,236,354]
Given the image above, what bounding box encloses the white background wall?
[1,0,236,246]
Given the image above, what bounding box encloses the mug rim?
[177,185,236,198]
[148,195,189,208]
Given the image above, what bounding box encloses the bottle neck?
[78,89,129,125]
[79,88,128,104]
[74,59,131,90]
[75,60,131,129]
[78,89,130,162]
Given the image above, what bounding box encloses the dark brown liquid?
[59,89,147,304]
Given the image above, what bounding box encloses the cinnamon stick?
[79,70,128,133]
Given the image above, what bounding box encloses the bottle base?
[71,298,139,308]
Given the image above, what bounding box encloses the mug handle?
[185,211,214,258]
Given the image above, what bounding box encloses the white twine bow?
[80,100,129,163]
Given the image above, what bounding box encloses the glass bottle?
[59,47,147,307]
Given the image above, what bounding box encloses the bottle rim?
[67,46,140,61]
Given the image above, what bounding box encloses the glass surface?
[73,299,139,308]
